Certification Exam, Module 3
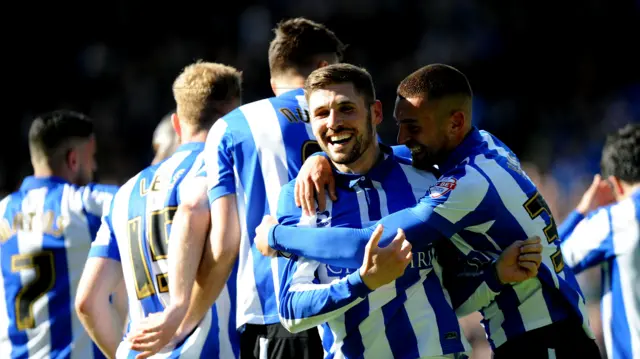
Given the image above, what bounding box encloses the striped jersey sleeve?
[560,208,617,273]
[205,119,236,204]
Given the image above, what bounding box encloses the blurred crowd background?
[6,0,639,357]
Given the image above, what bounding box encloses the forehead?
[393,96,424,120]
[308,83,363,110]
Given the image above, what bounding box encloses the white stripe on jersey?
[240,100,289,217]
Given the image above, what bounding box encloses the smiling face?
[308,82,381,172]
[393,95,451,169]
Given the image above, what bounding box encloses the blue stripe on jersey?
[560,190,640,359]
[275,147,468,358]
[204,88,316,326]
[1,176,116,359]
[270,128,592,350]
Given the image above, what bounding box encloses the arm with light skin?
[111,279,129,334]
[75,214,125,359]
[76,258,126,359]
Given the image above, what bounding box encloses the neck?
[619,182,640,201]
[333,143,381,175]
[437,125,473,166]
[272,75,306,96]
[180,127,208,144]
[33,165,72,182]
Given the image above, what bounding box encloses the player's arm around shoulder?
[414,164,491,238]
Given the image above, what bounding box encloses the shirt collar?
[439,126,484,173]
[20,176,71,192]
[174,142,205,153]
[277,88,305,99]
[334,144,397,189]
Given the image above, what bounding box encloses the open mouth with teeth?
[328,133,354,147]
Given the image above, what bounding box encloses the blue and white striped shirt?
[559,189,640,359]
[269,127,594,349]
[0,176,117,359]
[204,88,317,327]
[90,142,238,358]
[275,147,470,358]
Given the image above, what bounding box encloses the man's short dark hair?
[601,123,640,184]
[397,64,473,101]
[268,17,346,77]
[304,63,375,106]
[28,110,94,166]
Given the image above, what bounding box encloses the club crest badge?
[428,177,457,198]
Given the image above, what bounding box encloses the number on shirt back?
[522,191,564,273]
[11,251,55,330]
[127,207,176,299]
[301,140,322,162]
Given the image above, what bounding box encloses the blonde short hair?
[172,61,242,131]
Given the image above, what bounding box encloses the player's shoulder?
[114,166,151,201]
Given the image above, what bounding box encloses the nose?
[326,109,344,130]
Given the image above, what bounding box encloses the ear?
[171,113,181,138]
[449,111,466,133]
[316,60,330,69]
[608,175,624,196]
[66,149,78,172]
[270,78,277,96]
[372,100,383,126]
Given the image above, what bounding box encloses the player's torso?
[0,183,100,359]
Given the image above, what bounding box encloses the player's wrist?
[485,260,506,292]
[349,270,374,297]
[267,224,280,250]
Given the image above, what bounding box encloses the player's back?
[0,176,116,359]
[442,128,592,348]
[205,88,316,327]
[108,143,235,358]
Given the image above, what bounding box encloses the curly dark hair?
[600,123,640,184]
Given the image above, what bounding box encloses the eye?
[408,125,421,134]
[339,105,355,113]
[313,109,329,119]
